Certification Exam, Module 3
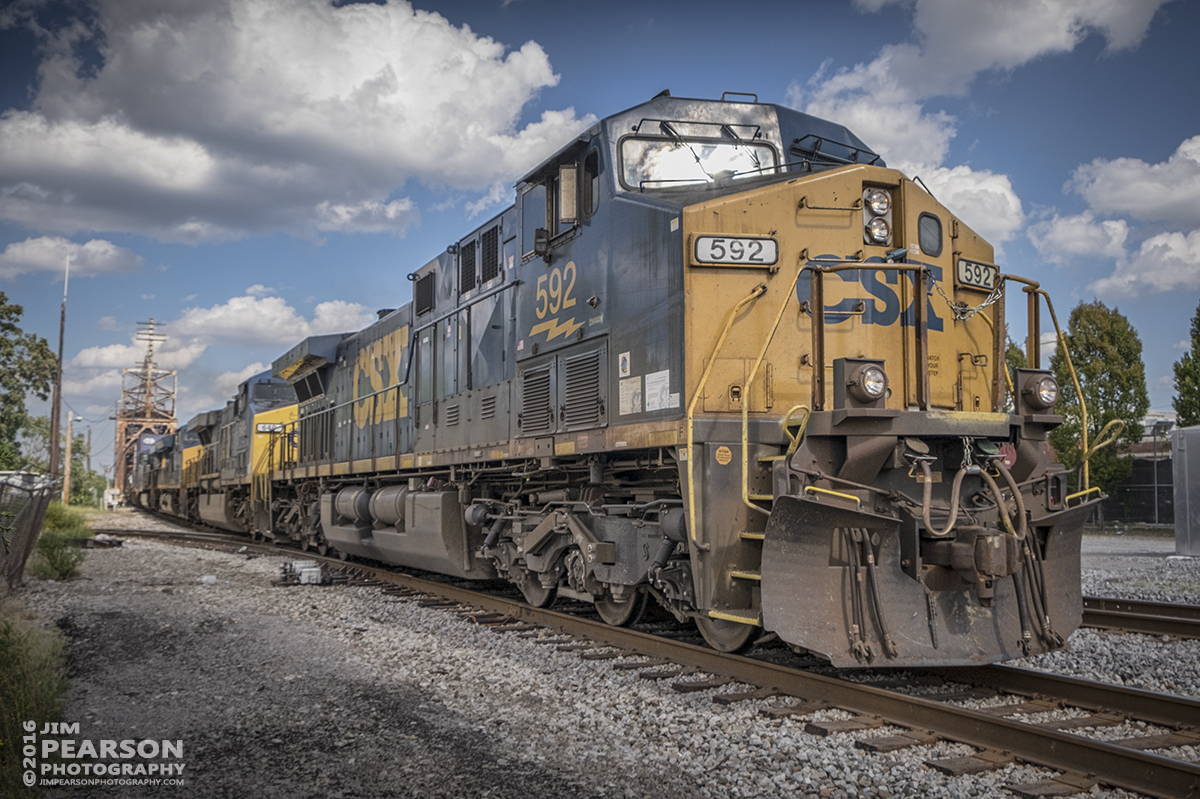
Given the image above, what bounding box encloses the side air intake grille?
[519,368,553,434]
[445,404,460,426]
[460,240,476,293]
[415,273,434,316]
[480,395,497,420]
[481,226,500,283]
[561,350,603,428]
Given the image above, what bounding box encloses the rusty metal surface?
[1083,595,1200,640]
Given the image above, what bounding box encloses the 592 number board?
[693,235,778,266]
[957,258,998,290]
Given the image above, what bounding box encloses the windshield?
[252,381,296,408]
[621,138,777,188]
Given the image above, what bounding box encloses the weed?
[0,604,67,797]
[29,504,92,581]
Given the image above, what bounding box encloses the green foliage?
[13,416,107,505]
[15,415,52,472]
[29,504,92,580]
[1173,299,1200,427]
[69,466,107,507]
[1048,301,1150,496]
[1003,325,1027,411]
[0,293,57,465]
[0,609,68,797]
[42,503,92,536]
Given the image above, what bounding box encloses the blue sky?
[2,0,1197,472]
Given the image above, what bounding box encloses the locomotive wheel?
[695,614,758,653]
[520,580,556,609]
[595,589,648,627]
[512,567,556,608]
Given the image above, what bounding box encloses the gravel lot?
[15,511,1199,799]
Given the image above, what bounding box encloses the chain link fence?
[0,471,57,594]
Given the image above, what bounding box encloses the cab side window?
[521,183,547,260]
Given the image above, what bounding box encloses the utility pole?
[48,255,70,489]
[62,414,81,504]
[86,427,92,473]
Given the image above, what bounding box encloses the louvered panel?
[460,240,477,293]
[480,394,497,420]
[561,350,603,428]
[481,226,500,283]
[520,367,553,434]
[445,404,460,426]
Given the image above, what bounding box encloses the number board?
[256,423,284,433]
[693,235,778,267]
[957,258,998,290]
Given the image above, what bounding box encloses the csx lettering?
[811,266,945,332]
[535,262,577,320]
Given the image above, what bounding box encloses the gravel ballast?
[17,513,1199,799]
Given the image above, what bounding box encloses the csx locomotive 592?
[135,93,1100,667]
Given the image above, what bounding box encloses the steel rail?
[376,568,1200,799]
[931,664,1200,729]
[1083,595,1200,640]
[118,528,1200,799]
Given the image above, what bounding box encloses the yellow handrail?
[742,262,810,515]
[804,485,861,506]
[686,284,767,547]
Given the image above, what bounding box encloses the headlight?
[865,188,890,215]
[1023,374,1059,410]
[848,363,888,403]
[865,217,890,244]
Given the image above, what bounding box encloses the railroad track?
[1083,596,1200,640]
[106,525,1200,798]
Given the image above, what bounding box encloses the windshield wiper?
[659,121,712,181]
[720,124,762,173]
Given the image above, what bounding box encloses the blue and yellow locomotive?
[146,93,1100,667]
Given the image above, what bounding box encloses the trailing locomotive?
[137,92,1102,667]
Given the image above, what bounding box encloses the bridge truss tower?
[112,319,177,499]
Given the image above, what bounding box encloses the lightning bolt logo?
[530,317,584,341]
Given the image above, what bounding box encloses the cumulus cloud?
[920,166,1024,254]
[1067,135,1200,228]
[1088,229,1200,297]
[0,235,143,279]
[787,0,1168,256]
[1028,211,1129,264]
[67,292,374,421]
[171,294,374,347]
[1033,136,1200,298]
[0,0,594,242]
[846,0,1166,98]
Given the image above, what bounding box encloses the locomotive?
[134,92,1100,667]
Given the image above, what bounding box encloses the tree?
[1048,302,1148,493]
[1173,299,1200,427]
[0,293,56,469]
[1048,301,1150,498]
[1004,325,1026,412]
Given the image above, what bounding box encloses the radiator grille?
[460,240,476,293]
[561,350,603,428]
[415,273,434,316]
[481,226,500,283]
[520,368,553,434]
